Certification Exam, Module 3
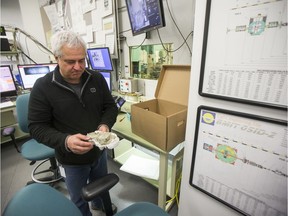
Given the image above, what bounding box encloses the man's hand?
[66,134,94,154]
[98,124,109,132]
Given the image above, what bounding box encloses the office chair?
[3,173,170,216]
[2,127,21,152]
[3,93,62,184]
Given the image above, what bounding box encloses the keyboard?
[0,101,14,109]
[1,96,17,103]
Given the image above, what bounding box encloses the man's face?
[56,45,86,84]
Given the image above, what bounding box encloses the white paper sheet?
[120,155,159,180]
[105,34,114,54]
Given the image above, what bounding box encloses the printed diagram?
[229,13,286,36]
[224,0,287,67]
[201,0,287,108]
[203,137,288,178]
[191,109,287,216]
[92,50,105,68]
[204,143,238,165]
[247,14,267,35]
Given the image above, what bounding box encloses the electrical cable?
[125,34,146,49]
[3,25,53,64]
[118,1,193,56]
[24,34,31,60]
[118,6,127,11]
[14,30,31,64]
[18,48,37,64]
[166,173,182,206]
[165,0,192,55]
[14,30,27,64]
[15,27,53,56]
[157,29,193,53]
[119,29,131,34]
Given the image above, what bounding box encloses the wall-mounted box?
[119,79,138,93]
[131,65,191,151]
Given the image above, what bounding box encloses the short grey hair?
[51,30,87,57]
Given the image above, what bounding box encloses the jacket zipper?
[52,73,92,108]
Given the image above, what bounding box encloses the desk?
[1,103,28,143]
[112,112,183,210]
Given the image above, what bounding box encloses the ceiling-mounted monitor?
[125,0,166,36]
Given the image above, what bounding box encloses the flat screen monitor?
[87,47,113,71]
[0,65,17,98]
[99,71,112,92]
[18,63,57,89]
[0,26,11,51]
[125,0,166,36]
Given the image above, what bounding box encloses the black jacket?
[28,66,118,165]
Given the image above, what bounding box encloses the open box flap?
[155,65,191,106]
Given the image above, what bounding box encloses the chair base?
[30,158,63,184]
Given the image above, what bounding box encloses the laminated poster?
[199,0,287,109]
[190,106,287,216]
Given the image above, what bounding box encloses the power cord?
[166,173,182,206]
[164,0,192,56]
[157,29,193,54]
[125,34,147,49]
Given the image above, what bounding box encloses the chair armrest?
[81,173,119,201]
[2,127,15,137]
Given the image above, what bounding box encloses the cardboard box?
[131,65,191,152]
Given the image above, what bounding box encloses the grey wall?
[1,0,23,28]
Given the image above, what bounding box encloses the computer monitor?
[125,0,166,36]
[99,71,112,92]
[0,26,11,51]
[87,47,113,71]
[17,63,57,89]
[0,65,17,98]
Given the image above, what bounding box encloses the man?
[28,30,118,216]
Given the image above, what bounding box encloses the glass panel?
[130,43,173,79]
